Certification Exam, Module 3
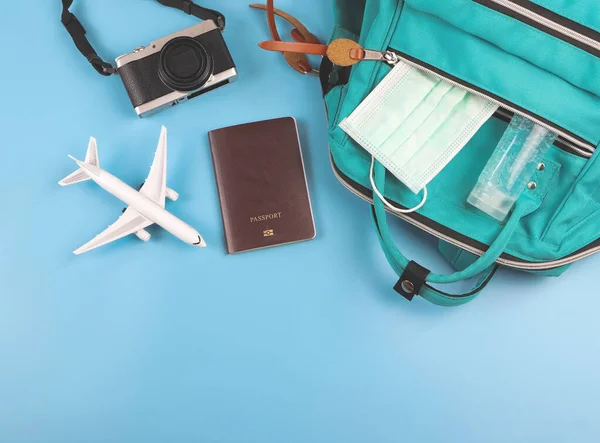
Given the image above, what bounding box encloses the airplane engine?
[135,229,151,242]
[166,188,179,201]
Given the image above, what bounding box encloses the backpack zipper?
[474,0,600,58]
[493,108,587,159]
[383,48,595,158]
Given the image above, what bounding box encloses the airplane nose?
[193,235,207,248]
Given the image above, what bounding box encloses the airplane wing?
[73,207,153,255]
[139,126,168,208]
[60,168,90,186]
[59,138,99,186]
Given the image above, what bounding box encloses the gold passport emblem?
[263,229,275,237]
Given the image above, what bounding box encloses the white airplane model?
[60,126,206,255]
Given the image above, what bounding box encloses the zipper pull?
[359,49,400,66]
[258,38,400,67]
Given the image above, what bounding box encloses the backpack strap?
[370,160,541,306]
[373,207,499,306]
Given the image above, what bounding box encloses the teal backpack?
[321,0,600,306]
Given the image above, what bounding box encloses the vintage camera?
[116,21,237,117]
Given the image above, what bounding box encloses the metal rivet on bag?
[537,163,546,171]
[401,280,415,294]
[528,181,537,190]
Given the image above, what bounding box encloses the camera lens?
[158,37,214,92]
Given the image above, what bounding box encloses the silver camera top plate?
[115,20,219,69]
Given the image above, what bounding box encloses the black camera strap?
[157,0,226,29]
[61,0,226,76]
[61,0,116,76]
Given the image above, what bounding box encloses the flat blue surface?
[1,1,599,442]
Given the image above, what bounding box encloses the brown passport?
[209,117,316,254]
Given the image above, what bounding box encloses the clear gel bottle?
[468,115,557,221]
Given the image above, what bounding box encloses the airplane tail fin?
[59,137,100,186]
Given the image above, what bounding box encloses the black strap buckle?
[182,0,193,15]
[157,0,226,29]
[394,261,431,301]
[62,12,84,34]
[88,56,117,76]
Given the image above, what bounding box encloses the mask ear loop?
[369,156,427,214]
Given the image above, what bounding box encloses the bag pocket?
[542,143,600,250]
[407,0,600,96]
[390,0,600,153]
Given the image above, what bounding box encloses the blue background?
[1,1,599,442]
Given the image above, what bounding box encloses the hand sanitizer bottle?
[468,115,557,221]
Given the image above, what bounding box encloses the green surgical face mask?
[340,61,498,195]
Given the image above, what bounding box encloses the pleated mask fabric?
[340,61,499,194]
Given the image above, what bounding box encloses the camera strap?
[61,0,226,76]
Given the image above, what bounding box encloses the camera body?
[116,21,237,117]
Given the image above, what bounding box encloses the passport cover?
[209,117,316,254]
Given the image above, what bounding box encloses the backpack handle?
[371,160,541,306]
